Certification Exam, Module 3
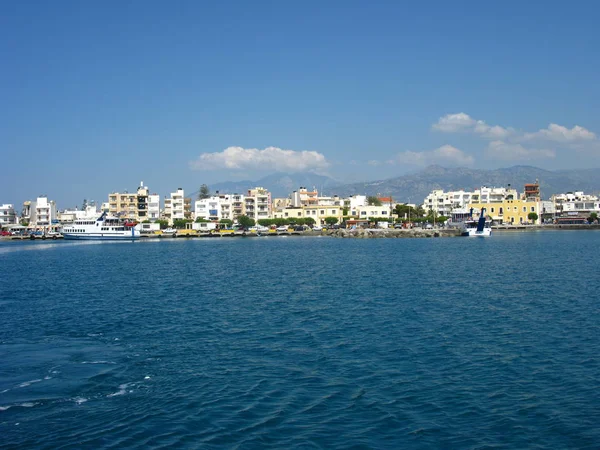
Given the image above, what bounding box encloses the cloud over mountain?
[485,141,555,161]
[432,113,513,139]
[432,112,598,163]
[190,146,330,173]
[395,145,474,166]
[523,124,597,143]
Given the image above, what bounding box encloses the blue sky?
[2,1,599,208]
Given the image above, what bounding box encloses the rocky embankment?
[324,228,462,238]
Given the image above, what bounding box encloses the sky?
[2,1,600,208]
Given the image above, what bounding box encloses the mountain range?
[191,166,600,203]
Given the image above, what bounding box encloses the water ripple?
[1,234,599,448]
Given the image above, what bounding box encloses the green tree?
[156,220,169,230]
[528,212,539,223]
[219,219,233,226]
[588,212,598,223]
[195,217,210,223]
[303,217,315,226]
[142,220,151,224]
[324,216,339,226]
[342,207,349,216]
[258,219,273,227]
[367,196,382,206]
[198,184,210,200]
[237,215,255,228]
[173,219,192,229]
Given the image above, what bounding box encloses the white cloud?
[189,146,330,172]
[367,160,382,166]
[523,123,597,142]
[485,141,555,161]
[395,145,474,166]
[431,112,475,132]
[432,112,512,139]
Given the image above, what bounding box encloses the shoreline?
[2,223,599,242]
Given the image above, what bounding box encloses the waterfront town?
[1,180,599,237]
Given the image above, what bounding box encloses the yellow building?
[272,205,343,225]
[468,199,540,225]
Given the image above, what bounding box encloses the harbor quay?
[3,223,600,242]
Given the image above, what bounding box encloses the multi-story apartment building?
[195,195,222,222]
[244,187,271,222]
[28,196,57,227]
[291,187,319,207]
[21,201,33,224]
[0,204,18,227]
[423,186,519,216]
[164,188,192,224]
[108,191,137,220]
[136,183,149,221]
[469,183,541,225]
[147,194,160,221]
[552,192,600,217]
[108,182,153,221]
[194,192,245,222]
[423,183,541,224]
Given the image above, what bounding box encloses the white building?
[350,205,392,220]
[194,193,245,222]
[423,186,519,216]
[244,187,271,222]
[273,204,343,225]
[35,197,56,227]
[164,188,190,225]
[25,196,57,228]
[348,195,367,210]
[552,192,600,216]
[0,204,18,227]
[195,195,222,221]
[57,203,99,224]
[148,194,160,221]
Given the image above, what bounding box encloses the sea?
[1,231,599,449]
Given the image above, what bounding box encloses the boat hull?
[462,228,492,237]
[63,233,140,240]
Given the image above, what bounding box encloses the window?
[491,207,495,213]
[531,207,535,212]
[320,210,325,215]
[523,207,526,212]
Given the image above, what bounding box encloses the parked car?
[312,225,323,231]
[276,225,290,232]
[250,225,269,233]
[1,230,11,236]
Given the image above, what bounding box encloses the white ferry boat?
[62,212,140,240]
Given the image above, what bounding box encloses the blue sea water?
[1,231,599,449]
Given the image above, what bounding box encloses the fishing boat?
[461,208,492,237]
[62,212,140,240]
